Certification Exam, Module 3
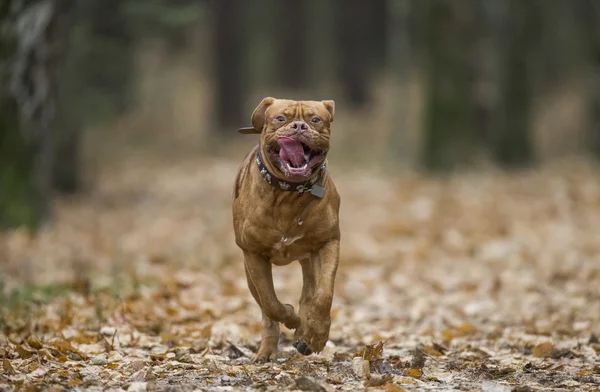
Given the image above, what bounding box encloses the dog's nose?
[290,121,308,133]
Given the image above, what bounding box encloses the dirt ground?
[1,153,600,391]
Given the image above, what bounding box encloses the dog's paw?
[293,339,312,356]
[297,316,331,354]
[252,348,276,363]
[282,303,301,329]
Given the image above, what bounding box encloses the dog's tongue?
[278,137,305,167]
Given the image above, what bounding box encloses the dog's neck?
[255,145,326,198]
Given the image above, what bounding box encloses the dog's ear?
[238,126,261,134]
[251,97,275,132]
[322,100,335,123]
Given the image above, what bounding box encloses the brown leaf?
[358,341,385,361]
[410,344,426,370]
[50,338,78,354]
[150,353,167,361]
[365,373,393,387]
[532,342,554,358]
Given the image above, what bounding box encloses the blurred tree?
[487,0,537,167]
[212,0,248,131]
[51,0,134,194]
[421,0,478,170]
[123,0,203,53]
[274,1,308,90]
[579,0,600,156]
[386,0,413,163]
[52,0,203,192]
[334,0,373,109]
[0,0,70,228]
[369,0,389,73]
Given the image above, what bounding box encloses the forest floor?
[1,153,600,391]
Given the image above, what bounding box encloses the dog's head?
[241,97,335,181]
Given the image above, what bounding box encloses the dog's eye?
[311,117,321,124]
[276,115,286,122]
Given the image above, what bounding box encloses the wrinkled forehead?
[268,100,329,118]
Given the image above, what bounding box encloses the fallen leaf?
[384,384,407,392]
[68,378,84,386]
[25,337,43,350]
[532,342,554,358]
[410,344,426,370]
[424,345,443,357]
[403,368,422,378]
[457,322,478,335]
[3,359,17,375]
[365,373,393,387]
[16,344,34,359]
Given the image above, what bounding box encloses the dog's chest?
[265,230,312,265]
[273,235,304,251]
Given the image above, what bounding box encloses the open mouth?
[269,137,327,178]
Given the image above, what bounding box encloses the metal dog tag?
[310,185,325,198]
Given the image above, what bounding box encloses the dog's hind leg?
[293,257,320,355]
[244,252,301,361]
[297,239,340,354]
[245,263,280,362]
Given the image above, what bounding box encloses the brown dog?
[232,97,341,362]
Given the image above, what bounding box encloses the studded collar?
[255,145,326,197]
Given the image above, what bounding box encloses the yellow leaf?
[27,362,39,373]
[424,345,442,357]
[3,359,17,375]
[403,368,422,378]
[441,329,454,342]
[532,342,554,358]
[107,363,120,369]
[16,344,34,359]
[68,378,84,386]
[457,322,478,335]
[577,369,587,376]
[384,384,407,392]
[26,337,43,350]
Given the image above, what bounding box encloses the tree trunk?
[274,1,308,90]
[212,0,247,131]
[421,0,477,170]
[334,0,372,109]
[386,0,413,164]
[579,0,600,157]
[487,0,535,167]
[0,0,69,229]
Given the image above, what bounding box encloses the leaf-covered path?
[1,156,600,391]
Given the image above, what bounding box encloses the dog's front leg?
[293,257,319,353]
[244,251,301,359]
[296,239,340,355]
